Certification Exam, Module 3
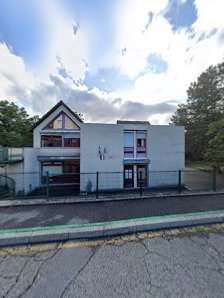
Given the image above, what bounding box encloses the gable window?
[41,135,62,147]
[45,112,79,130]
[64,115,77,129]
[47,114,63,129]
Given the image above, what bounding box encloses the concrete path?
[1,193,224,230]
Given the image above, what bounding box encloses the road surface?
[0,223,224,297]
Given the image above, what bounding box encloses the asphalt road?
[1,194,224,229]
[0,223,224,298]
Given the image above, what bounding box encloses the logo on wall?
[98,146,106,160]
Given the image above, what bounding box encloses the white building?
[0,101,185,195]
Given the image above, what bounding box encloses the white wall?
[1,123,185,194]
[148,125,185,187]
[80,124,124,191]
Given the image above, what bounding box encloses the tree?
[170,61,224,160]
[205,119,224,167]
[0,100,39,147]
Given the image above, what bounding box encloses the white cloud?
[1,0,224,125]
[110,0,224,105]
[193,0,224,33]
[0,43,36,108]
[0,42,175,124]
[44,2,88,81]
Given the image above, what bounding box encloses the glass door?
[137,165,147,187]
[124,165,134,188]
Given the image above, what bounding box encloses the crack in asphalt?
[3,256,31,298]
[60,246,100,298]
[0,255,7,266]
[188,234,224,273]
[143,258,153,296]
[2,245,60,298]
[17,246,61,298]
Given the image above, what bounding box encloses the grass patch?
[185,161,212,170]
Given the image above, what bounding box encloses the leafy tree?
[205,119,224,167]
[0,100,39,147]
[171,61,224,160]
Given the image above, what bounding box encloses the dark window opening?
[64,138,80,147]
[41,135,62,147]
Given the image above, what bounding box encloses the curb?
[1,191,224,208]
[0,210,224,247]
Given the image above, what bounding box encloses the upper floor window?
[41,135,80,148]
[124,132,134,158]
[64,137,80,147]
[41,135,62,147]
[123,130,147,158]
[45,112,79,130]
[136,132,147,157]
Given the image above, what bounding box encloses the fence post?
[96,171,99,199]
[213,167,217,192]
[140,171,142,196]
[178,170,182,194]
[46,171,49,198]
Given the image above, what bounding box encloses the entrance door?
[124,165,134,188]
[137,165,148,187]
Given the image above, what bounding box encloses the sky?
[0,0,224,124]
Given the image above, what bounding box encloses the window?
[64,138,80,147]
[136,132,147,157]
[125,169,133,179]
[45,112,79,130]
[41,134,80,147]
[64,115,78,129]
[47,114,63,129]
[124,132,134,158]
[137,138,146,147]
[41,161,80,184]
[41,135,62,147]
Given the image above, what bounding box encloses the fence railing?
[0,148,8,163]
[0,174,16,197]
[0,168,223,199]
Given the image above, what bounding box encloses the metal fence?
[0,169,224,200]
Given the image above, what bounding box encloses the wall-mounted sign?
[98,145,106,160]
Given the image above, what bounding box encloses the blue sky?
[0,0,224,123]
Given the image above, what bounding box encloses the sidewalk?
[0,189,223,208]
[0,193,224,247]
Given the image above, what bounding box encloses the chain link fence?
[0,169,224,200]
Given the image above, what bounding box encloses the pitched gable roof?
[31,100,84,131]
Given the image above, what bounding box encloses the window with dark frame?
[41,135,80,148]
[136,132,147,157]
[64,138,80,147]
[41,135,62,147]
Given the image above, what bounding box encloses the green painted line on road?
[0,209,224,235]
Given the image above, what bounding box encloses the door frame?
[137,165,148,187]
[124,165,134,188]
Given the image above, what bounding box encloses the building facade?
[0,101,185,195]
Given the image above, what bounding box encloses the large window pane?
[64,115,79,129]
[64,138,80,147]
[124,132,134,158]
[124,132,134,146]
[47,114,63,129]
[41,135,62,147]
[137,131,147,157]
